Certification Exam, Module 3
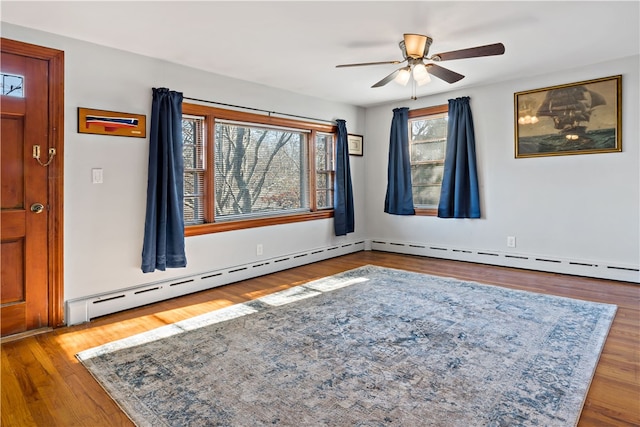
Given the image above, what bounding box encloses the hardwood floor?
[2,251,639,426]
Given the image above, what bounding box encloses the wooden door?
[1,40,65,337]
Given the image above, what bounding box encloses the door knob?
[30,203,45,214]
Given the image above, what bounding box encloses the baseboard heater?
[66,241,365,325]
[369,239,640,284]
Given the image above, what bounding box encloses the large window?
[182,103,335,235]
[409,104,448,215]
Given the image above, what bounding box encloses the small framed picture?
[78,107,147,138]
[347,134,363,156]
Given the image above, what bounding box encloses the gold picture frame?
[514,75,621,158]
[78,107,146,138]
[348,134,363,156]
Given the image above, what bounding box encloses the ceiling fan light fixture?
[395,67,411,86]
[404,34,428,58]
[412,63,428,82]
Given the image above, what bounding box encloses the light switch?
[92,168,103,184]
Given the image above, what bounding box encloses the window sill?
[414,207,438,216]
[185,210,334,237]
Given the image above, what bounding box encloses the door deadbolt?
[30,203,45,214]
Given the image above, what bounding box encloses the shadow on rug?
[77,265,616,426]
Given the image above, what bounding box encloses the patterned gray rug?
[77,265,616,427]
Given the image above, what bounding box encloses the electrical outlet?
[507,236,516,248]
[256,244,263,256]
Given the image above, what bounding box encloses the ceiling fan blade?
[336,60,402,68]
[426,64,465,84]
[431,43,505,61]
[372,69,402,88]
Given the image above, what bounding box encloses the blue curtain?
[384,107,415,215]
[334,119,355,235]
[141,88,187,273]
[438,96,481,218]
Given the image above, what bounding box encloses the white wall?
[365,55,639,271]
[1,24,367,301]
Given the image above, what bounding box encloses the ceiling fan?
[336,34,505,96]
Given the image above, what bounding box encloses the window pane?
[411,140,446,162]
[411,163,444,186]
[315,133,334,209]
[316,190,333,208]
[409,111,448,209]
[411,184,442,207]
[411,117,447,141]
[1,73,24,98]
[214,123,308,218]
[316,136,327,170]
[316,172,331,189]
[184,196,204,225]
[184,171,204,196]
[182,118,204,169]
[411,164,444,206]
[182,116,205,224]
[183,118,196,143]
[183,145,196,169]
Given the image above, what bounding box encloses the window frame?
[313,131,336,210]
[182,103,336,237]
[182,114,207,226]
[408,104,449,216]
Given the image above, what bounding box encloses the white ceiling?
[2,1,639,107]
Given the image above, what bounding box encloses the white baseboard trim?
[66,241,365,325]
[368,239,640,284]
[66,238,638,325]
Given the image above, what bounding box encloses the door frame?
[2,38,65,328]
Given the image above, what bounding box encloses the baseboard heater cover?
[66,241,365,326]
[369,239,639,284]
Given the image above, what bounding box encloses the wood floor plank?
[64,373,132,426]
[2,252,638,426]
[1,347,38,426]
[26,339,117,426]
[2,340,57,426]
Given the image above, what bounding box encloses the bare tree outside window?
[214,123,308,218]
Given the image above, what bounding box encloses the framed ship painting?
[514,75,621,158]
[78,107,146,138]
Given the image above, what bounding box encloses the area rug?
[77,265,617,427]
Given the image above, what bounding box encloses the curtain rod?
[183,96,336,125]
